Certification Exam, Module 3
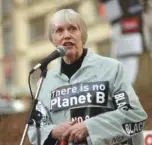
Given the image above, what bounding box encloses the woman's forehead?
[54,22,79,28]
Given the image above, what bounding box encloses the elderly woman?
[28,9,147,145]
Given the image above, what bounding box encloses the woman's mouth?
[63,42,74,49]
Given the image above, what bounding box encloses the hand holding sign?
[52,121,77,140]
[62,122,88,143]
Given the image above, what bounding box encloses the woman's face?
[52,22,83,63]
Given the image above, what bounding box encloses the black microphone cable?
[28,72,34,100]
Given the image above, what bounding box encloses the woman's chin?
[64,51,76,62]
[66,50,75,57]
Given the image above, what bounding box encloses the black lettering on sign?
[50,81,109,112]
[111,136,126,144]
[122,121,145,136]
[70,107,112,123]
[70,107,113,145]
[111,136,133,145]
[113,91,133,111]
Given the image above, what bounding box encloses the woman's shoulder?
[87,50,121,67]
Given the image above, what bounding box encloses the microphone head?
[56,45,66,57]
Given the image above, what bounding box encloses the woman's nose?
[63,30,71,39]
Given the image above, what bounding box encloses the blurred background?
[0,0,152,144]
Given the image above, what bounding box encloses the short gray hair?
[48,9,88,45]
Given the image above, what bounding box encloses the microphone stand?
[20,67,48,145]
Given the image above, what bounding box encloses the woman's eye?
[70,27,77,32]
[56,28,63,34]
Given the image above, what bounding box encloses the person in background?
[28,9,147,145]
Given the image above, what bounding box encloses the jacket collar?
[53,48,93,75]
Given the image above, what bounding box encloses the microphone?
[30,46,66,74]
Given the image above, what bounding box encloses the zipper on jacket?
[68,78,70,83]
[59,73,71,84]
